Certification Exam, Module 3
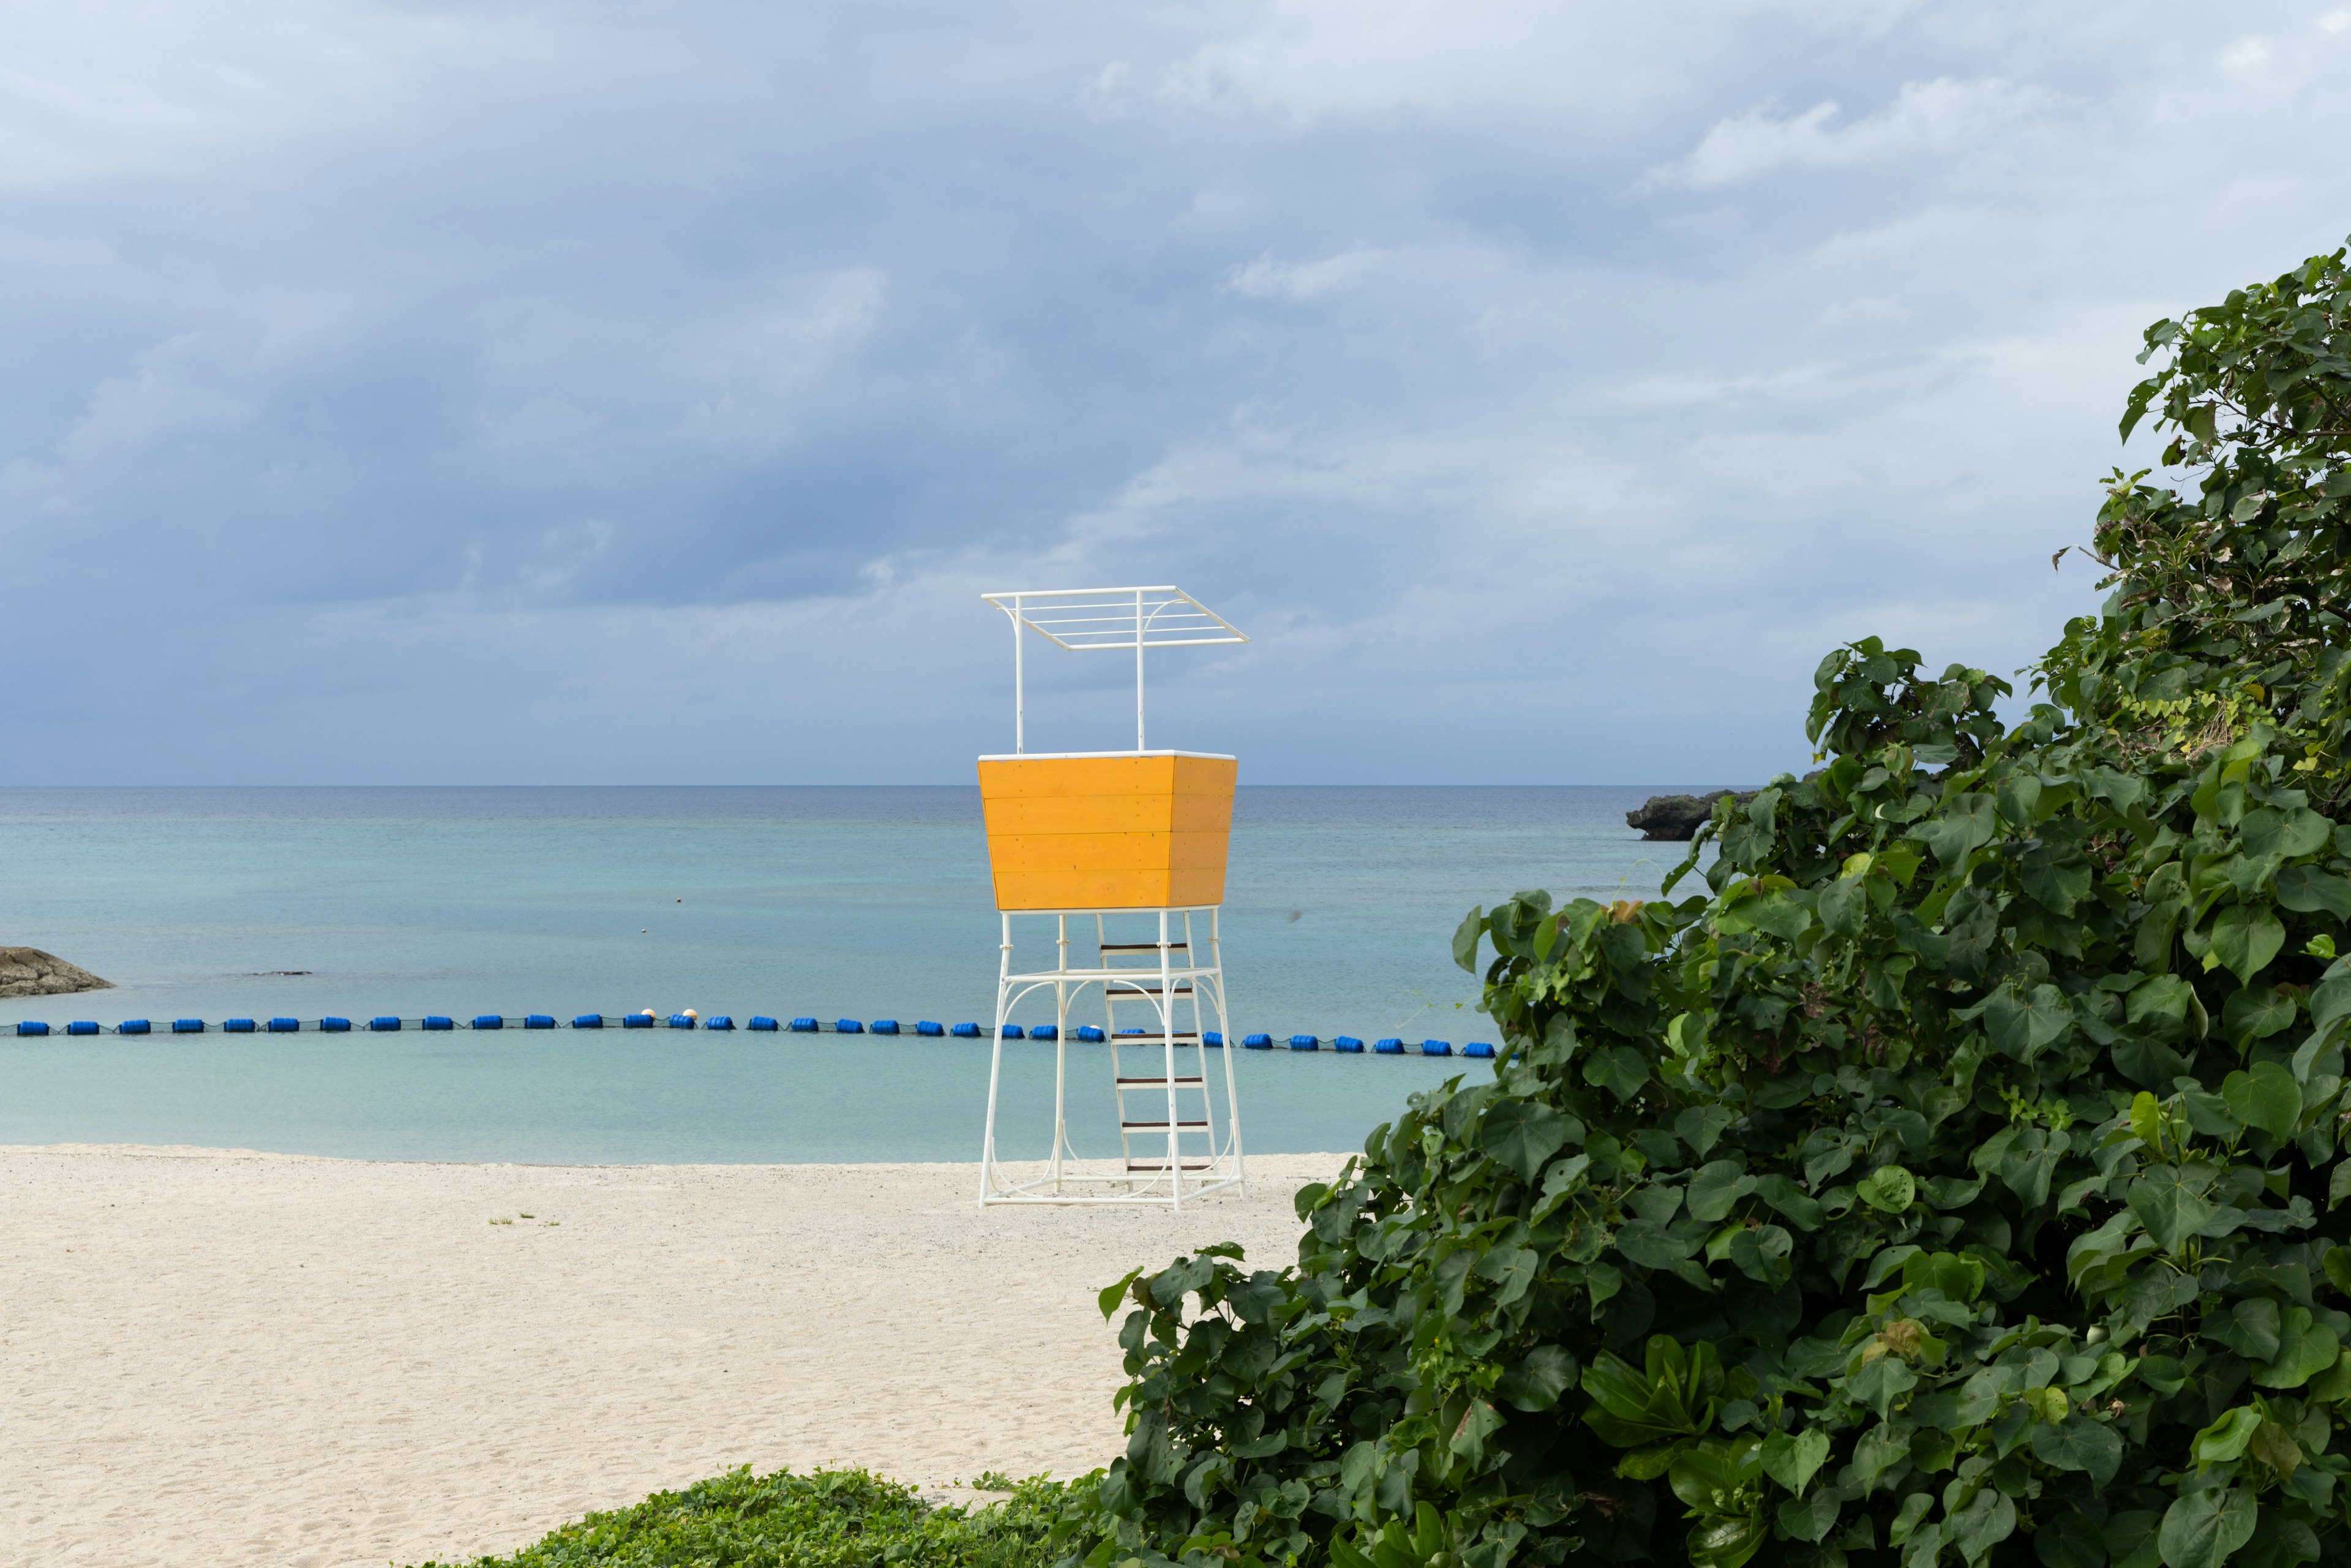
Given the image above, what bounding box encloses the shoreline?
[1,1144,1344,1568]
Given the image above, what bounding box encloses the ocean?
[0,786,1717,1163]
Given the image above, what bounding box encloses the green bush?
[411,1467,1065,1568]
[1054,244,2351,1568]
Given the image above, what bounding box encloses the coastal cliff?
[0,948,112,997]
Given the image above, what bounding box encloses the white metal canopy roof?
[980,586,1247,651]
[980,585,1247,754]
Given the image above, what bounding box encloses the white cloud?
[1647,77,2059,189]
[1223,247,1382,301]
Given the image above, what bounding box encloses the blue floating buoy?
[1374,1037,1404,1053]
[749,1016,779,1032]
[790,1018,819,1032]
[225,1018,257,1033]
[268,1017,301,1033]
[1116,1028,1146,1036]
[524,1015,556,1030]
[1000,1024,1024,1039]
[1464,1041,1496,1059]
[870,1019,899,1035]
[1074,1025,1105,1041]
[572,1014,604,1028]
[915,1021,943,1037]
[835,1019,863,1033]
[623,1013,654,1029]
[1030,1024,1057,1041]
[473,1015,504,1030]
[1289,1034,1319,1051]
[321,1018,351,1033]
[668,1014,696,1029]
[67,1020,100,1036]
[174,1018,207,1033]
[370,1016,402,1032]
[705,1015,735,1030]
[15,1021,49,1036]
[422,1016,453,1032]
[1335,1035,1364,1052]
[1421,1039,1453,1057]
[1242,1033,1272,1049]
[951,1022,982,1038]
[1203,1030,1223,1047]
[121,1019,152,1035]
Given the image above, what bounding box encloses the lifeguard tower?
[975,586,1248,1207]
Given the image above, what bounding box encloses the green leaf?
[2253,1307,2341,1389]
[2156,1487,2257,1568]
[1453,907,1485,973]
[2276,865,2351,920]
[2210,904,2288,985]
[1916,793,1998,867]
[2241,806,2333,860]
[1479,1100,1572,1180]
[1583,1045,1650,1101]
[1687,1514,1768,1568]
[2130,1166,2218,1251]
[2192,1405,2265,1466]
[2222,986,2299,1048]
[1614,1220,1699,1272]
[1098,1266,1144,1321]
[2222,1061,2304,1141]
[1496,1345,1577,1412]
[2032,1417,2125,1485]
[1950,1484,2017,1566]
[1687,1160,1758,1223]
[1775,1490,1841,1544]
[1858,1164,1918,1214]
[1760,1428,1830,1496]
[1752,1174,1825,1231]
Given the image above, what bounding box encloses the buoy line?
[6,1013,1493,1057]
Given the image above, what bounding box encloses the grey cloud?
[1,1,2348,783]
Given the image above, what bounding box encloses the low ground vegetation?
[414,1468,1067,1568]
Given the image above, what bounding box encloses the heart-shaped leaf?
[2222,1061,2303,1141]
[2156,1486,2257,1568]
[2209,904,2287,985]
[1858,1164,1918,1214]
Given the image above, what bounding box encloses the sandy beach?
[0,1144,1345,1568]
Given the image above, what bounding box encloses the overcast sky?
[2,1,2345,784]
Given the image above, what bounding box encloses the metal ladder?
[1098,919,1220,1183]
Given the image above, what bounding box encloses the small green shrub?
[413,1466,1065,1568]
[1051,246,2351,1568]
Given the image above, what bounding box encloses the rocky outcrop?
[1626,790,1749,841]
[0,948,113,997]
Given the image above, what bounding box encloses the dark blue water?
[0,786,1719,1161]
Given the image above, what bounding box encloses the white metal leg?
[978,903,1247,1207]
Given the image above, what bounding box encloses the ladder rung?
[1122,1119,1209,1129]
[1117,1075,1204,1086]
[1100,942,1188,952]
[1127,1160,1215,1171]
[1106,983,1194,994]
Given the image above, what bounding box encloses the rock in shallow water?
[0,947,113,997]
[1625,790,1747,841]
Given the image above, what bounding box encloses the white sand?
[0,1144,1345,1568]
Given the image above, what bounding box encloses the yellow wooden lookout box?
[974,586,1249,1207]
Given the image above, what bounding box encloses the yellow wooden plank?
[977,756,1179,798]
[992,868,1176,910]
[981,793,1179,835]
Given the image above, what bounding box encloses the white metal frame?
[981,585,1247,754]
[977,906,1245,1207]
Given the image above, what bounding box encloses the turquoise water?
[0,787,1714,1162]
